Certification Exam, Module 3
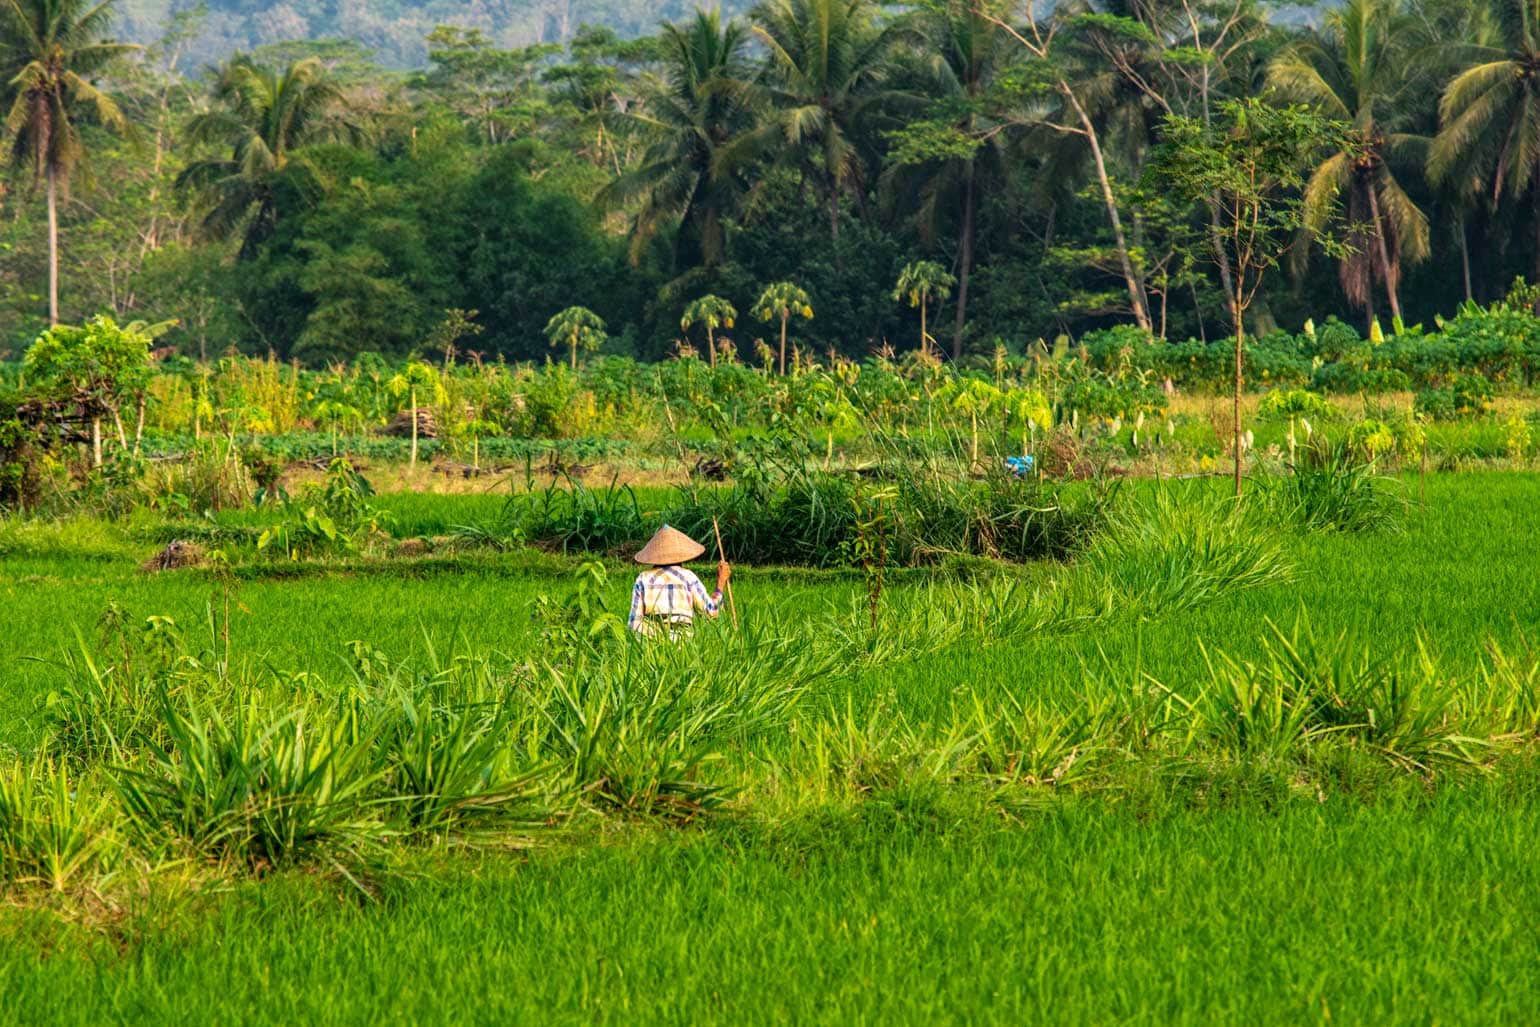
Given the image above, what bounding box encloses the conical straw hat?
[634,525,707,565]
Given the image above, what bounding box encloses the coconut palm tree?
[1430,0,1540,283]
[1268,0,1430,325]
[746,0,904,243]
[885,3,1015,359]
[1,0,135,325]
[600,10,756,269]
[177,56,358,258]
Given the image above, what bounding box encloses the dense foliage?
[6,0,1540,368]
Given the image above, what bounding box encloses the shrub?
[1347,418,1397,460]
[1414,372,1495,421]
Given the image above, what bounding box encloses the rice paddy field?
[2,472,1539,1023]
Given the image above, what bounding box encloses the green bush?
[1414,372,1495,421]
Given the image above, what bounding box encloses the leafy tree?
[751,281,812,375]
[680,294,737,367]
[601,10,755,269]
[545,305,608,369]
[23,315,151,465]
[893,260,955,357]
[414,27,555,145]
[885,1,1015,358]
[178,56,359,258]
[1147,99,1345,496]
[1268,0,1429,325]
[1,0,135,325]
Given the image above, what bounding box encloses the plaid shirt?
[628,566,722,635]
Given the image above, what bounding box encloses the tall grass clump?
[1176,618,1486,774]
[1266,438,1402,532]
[0,757,117,891]
[534,620,837,817]
[115,697,389,875]
[1077,486,1293,616]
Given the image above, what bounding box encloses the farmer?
[627,525,731,637]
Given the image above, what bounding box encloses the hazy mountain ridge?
[112,2,1333,71]
[113,0,758,69]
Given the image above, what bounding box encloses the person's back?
[627,526,730,637]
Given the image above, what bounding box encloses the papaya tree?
[752,282,814,376]
[894,261,955,358]
[544,306,608,370]
[680,295,737,367]
[386,361,442,467]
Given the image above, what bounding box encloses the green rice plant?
[0,757,116,891]
[115,695,389,875]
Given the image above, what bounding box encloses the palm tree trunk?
[410,386,419,468]
[1063,87,1152,334]
[920,301,928,357]
[1366,187,1401,324]
[571,335,578,370]
[1533,186,1540,296]
[953,164,977,360]
[779,312,789,376]
[1458,217,1473,303]
[46,167,60,327]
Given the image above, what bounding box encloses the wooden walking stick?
[711,515,738,629]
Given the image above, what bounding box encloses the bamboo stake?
[711,515,738,629]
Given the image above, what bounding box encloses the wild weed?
[0,757,116,891]
[1078,486,1293,616]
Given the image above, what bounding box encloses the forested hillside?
[112,0,756,68]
